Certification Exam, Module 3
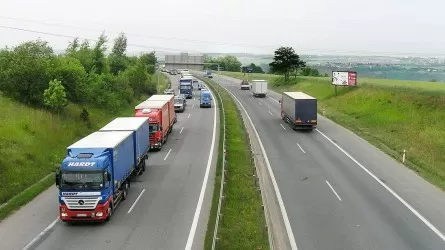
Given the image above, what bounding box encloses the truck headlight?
[61,213,68,217]
[96,212,103,216]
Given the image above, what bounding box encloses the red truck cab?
[135,99,174,150]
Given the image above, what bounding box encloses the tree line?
[0,33,159,113]
[204,50,325,79]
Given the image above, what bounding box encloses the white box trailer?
[251,80,268,97]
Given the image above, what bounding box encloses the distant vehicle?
[240,79,250,90]
[279,92,317,131]
[179,78,193,98]
[170,69,177,75]
[206,69,213,78]
[251,80,268,97]
[200,90,212,108]
[164,88,175,95]
[192,79,199,89]
[198,81,205,90]
[174,96,186,112]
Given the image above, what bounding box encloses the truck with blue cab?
[55,120,149,222]
[179,78,193,99]
[200,90,212,108]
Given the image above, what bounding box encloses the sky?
[0,0,444,57]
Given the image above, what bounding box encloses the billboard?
[332,71,357,86]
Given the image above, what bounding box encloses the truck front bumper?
[59,201,111,222]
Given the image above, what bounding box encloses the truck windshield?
[180,85,191,90]
[149,124,159,132]
[60,171,104,190]
[174,99,183,104]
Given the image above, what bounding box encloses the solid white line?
[268,96,280,103]
[127,189,146,214]
[185,83,217,250]
[280,124,286,130]
[316,128,445,242]
[216,83,298,249]
[23,218,59,250]
[296,143,306,154]
[180,127,184,134]
[188,113,191,118]
[163,149,172,161]
[325,180,342,201]
[259,102,263,106]
[268,110,273,116]
[192,104,195,108]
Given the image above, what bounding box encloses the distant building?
[164,53,204,71]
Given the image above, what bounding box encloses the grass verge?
[200,76,270,249]
[218,71,445,190]
[0,78,170,221]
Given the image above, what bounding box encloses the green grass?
[200,76,270,249]
[0,82,171,221]
[218,71,445,190]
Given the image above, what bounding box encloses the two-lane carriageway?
[212,73,445,250]
[0,73,219,250]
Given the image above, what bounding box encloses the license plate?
[77,214,87,217]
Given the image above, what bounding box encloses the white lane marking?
[180,127,184,134]
[268,110,273,116]
[280,124,287,130]
[188,113,191,118]
[163,149,172,161]
[192,104,195,108]
[185,83,217,250]
[23,218,59,250]
[216,83,298,249]
[127,189,146,214]
[325,180,342,201]
[268,96,280,103]
[316,128,445,242]
[296,143,306,154]
[259,102,263,106]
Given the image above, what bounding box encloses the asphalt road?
[0,73,219,250]
[211,73,445,250]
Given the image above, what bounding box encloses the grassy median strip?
[200,76,270,249]
[219,71,445,190]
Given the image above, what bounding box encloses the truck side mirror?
[107,172,112,182]
[55,169,60,187]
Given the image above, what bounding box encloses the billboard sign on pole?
[332,71,357,86]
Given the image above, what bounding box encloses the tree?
[205,55,242,72]
[43,79,68,111]
[111,33,127,56]
[92,33,108,74]
[51,56,88,103]
[248,63,264,73]
[109,33,129,75]
[269,47,305,81]
[139,52,157,66]
[1,39,54,106]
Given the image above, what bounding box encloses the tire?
[105,204,113,221]
[122,183,129,200]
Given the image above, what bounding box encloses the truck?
[206,69,213,78]
[279,92,317,131]
[99,117,150,176]
[147,94,177,125]
[240,79,250,90]
[56,131,135,222]
[199,90,212,108]
[135,99,175,150]
[251,80,268,97]
[179,78,193,98]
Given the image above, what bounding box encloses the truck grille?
[61,197,101,210]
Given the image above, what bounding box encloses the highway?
[210,73,445,250]
[0,73,219,250]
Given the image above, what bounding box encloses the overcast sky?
[0,0,443,56]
